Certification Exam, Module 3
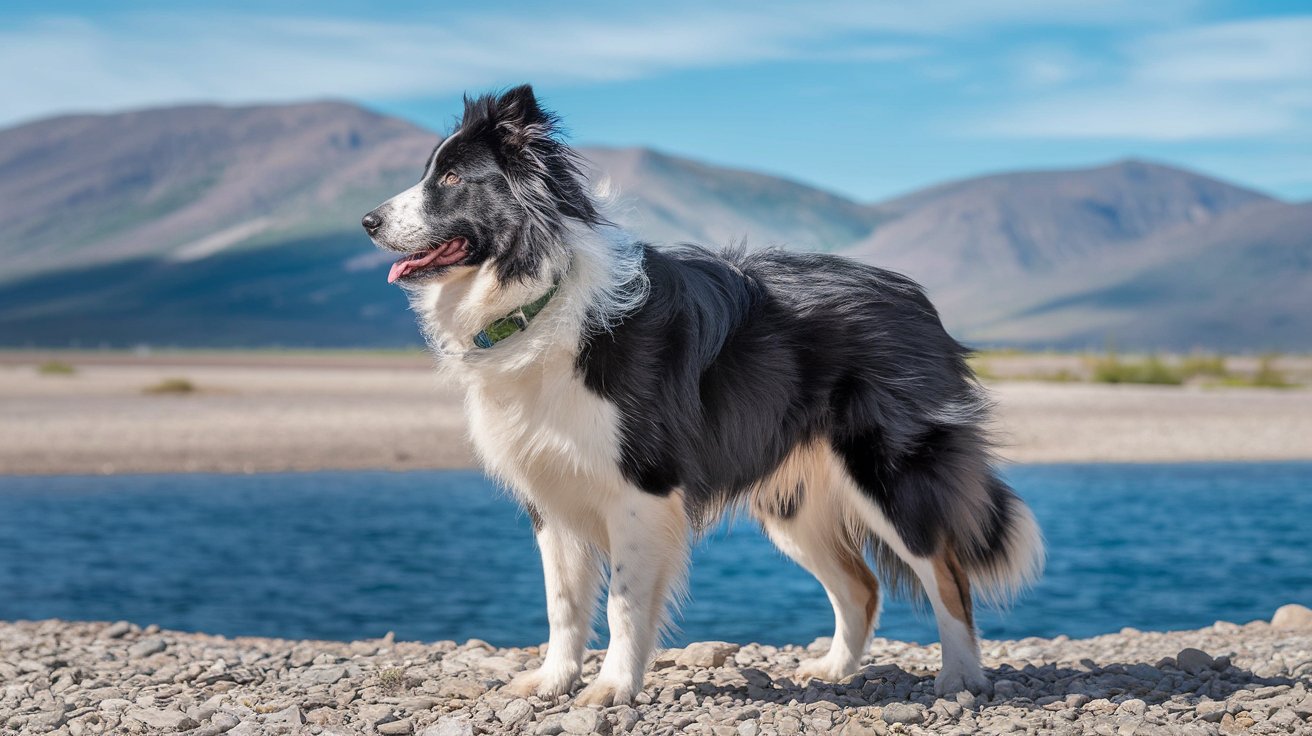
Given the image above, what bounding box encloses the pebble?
[123,706,198,731]
[1272,603,1312,630]
[1,611,1310,736]
[881,703,924,724]
[128,637,167,657]
[419,716,473,736]
[561,708,601,734]
[1175,647,1214,674]
[674,641,741,668]
[101,621,133,639]
[379,718,415,734]
[497,698,534,728]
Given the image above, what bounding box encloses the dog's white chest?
[463,351,627,528]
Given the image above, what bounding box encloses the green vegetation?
[1028,368,1081,383]
[968,348,1306,387]
[37,360,77,376]
[1208,354,1298,389]
[377,667,407,695]
[1089,353,1184,385]
[1179,353,1229,379]
[144,377,198,394]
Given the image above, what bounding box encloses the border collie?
[362,85,1043,706]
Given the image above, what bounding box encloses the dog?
[362,85,1043,706]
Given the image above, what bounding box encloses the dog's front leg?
[505,521,601,699]
[575,490,689,707]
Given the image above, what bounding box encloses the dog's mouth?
[387,237,469,284]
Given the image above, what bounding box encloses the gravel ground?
[3,607,1311,735]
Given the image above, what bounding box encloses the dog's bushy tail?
[953,473,1045,606]
[863,471,1044,608]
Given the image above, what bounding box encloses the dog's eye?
[441,171,461,186]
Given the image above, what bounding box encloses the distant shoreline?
[3,352,1312,476]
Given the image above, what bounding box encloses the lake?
[1,464,1309,647]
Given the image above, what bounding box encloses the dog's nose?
[361,212,383,234]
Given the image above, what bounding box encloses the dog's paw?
[795,655,858,683]
[572,676,638,707]
[934,665,992,697]
[503,666,578,699]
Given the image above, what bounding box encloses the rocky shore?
[3,608,1311,735]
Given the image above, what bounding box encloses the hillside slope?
[0,101,1305,349]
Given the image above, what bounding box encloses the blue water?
[1,464,1309,647]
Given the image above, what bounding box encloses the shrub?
[144,377,197,394]
[1089,353,1184,385]
[1179,353,1228,379]
[377,667,407,695]
[37,360,76,375]
[1249,354,1296,388]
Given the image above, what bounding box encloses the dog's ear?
[494,85,551,151]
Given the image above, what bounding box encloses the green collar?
[471,282,560,349]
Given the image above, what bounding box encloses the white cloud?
[0,0,1196,126]
[981,16,1312,140]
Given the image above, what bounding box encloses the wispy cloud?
[981,16,1312,140]
[0,0,1192,126]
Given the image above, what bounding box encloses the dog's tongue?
[387,238,467,283]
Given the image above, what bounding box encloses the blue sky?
[2,1,1309,201]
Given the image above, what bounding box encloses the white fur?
[412,217,679,703]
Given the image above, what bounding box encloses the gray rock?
[737,720,759,736]
[379,719,414,735]
[102,621,133,639]
[357,704,397,727]
[419,716,474,736]
[497,698,534,728]
[992,679,1026,700]
[266,706,304,726]
[535,714,565,735]
[1116,699,1147,716]
[1272,603,1312,630]
[1176,648,1214,674]
[304,665,349,685]
[881,703,925,725]
[211,712,241,733]
[128,638,167,658]
[437,678,487,699]
[124,706,198,731]
[674,641,742,669]
[561,708,600,734]
[614,706,641,732]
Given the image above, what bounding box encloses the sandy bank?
[2,354,1311,475]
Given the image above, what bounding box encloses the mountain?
[0,102,430,280]
[582,147,878,251]
[0,100,1308,349]
[962,201,1312,350]
[847,160,1272,295]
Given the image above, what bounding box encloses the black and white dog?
[363,85,1043,706]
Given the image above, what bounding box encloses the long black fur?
[578,245,1027,589]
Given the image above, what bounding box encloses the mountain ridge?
[0,100,1307,349]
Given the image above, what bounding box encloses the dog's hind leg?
[574,489,689,707]
[829,441,995,697]
[504,519,602,699]
[754,460,880,683]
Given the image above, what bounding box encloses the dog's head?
[363,85,602,287]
